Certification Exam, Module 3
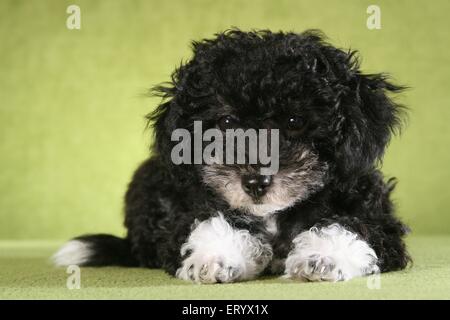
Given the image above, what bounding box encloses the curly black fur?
[65,29,411,278]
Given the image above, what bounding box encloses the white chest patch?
[263,215,278,235]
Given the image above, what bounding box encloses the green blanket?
[1,236,449,299]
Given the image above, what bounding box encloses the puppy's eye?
[286,116,304,130]
[218,115,239,130]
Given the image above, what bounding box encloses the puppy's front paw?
[176,214,272,284]
[286,254,345,281]
[176,255,243,283]
[285,224,379,282]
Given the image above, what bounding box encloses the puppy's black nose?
[241,175,273,198]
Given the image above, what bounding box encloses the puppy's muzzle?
[241,174,273,199]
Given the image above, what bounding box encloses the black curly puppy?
[54,30,410,283]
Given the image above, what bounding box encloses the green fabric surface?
[1,236,449,299]
[1,0,450,240]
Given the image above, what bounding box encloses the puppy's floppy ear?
[146,70,187,182]
[147,61,209,184]
[148,99,178,163]
[332,66,406,182]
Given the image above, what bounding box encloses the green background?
[1,0,449,240]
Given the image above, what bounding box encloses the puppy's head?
[149,30,404,216]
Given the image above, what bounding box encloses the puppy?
[53,30,410,283]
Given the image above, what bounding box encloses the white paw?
[176,254,244,283]
[285,224,379,282]
[176,213,272,284]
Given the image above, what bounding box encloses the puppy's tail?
[52,234,138,267]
